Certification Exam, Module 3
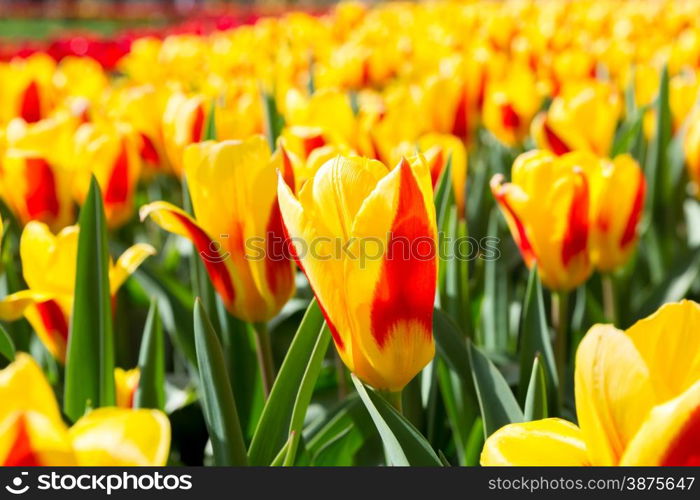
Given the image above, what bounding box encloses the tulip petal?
[348,158,436,391]
[0,353,62,424]
[109,243,156,294]
[621,380,700,466]
[70,408,171,466]
[481,418,589,466]
[140,201,236,309]
[0,412,75,466]
[20,221,79,297]
[625,300,700,402]
[575,324,655,465]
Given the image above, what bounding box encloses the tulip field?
[1,0,700,468]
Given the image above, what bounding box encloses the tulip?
[417,133,468,219]
[162,91,207,177]
[483,67,540,147]
[685,109,700,193]
[115,368,140,409]
[277,154,438,392]
[0,114,77,230]
[140,136,296,323]
[531,81,622,157]
[72,121,142,227]
[481,300,700,466]
[0,222,154,361]
[584,153,645,272]
[0,53,55,124]
[0,353,169,466]
[491,150,592,291]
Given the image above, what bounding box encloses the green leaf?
[481,208,509,350]
[281,323,331,465]
[351,375,442,466]
[645,65,671,216]
[0,323,15,361]
[518,267,558,411]
[434,156,453,232]
[262,91,285,151]
[204,99,217,141]
[464,417,485,466]
[635,245,700,318]
[433,309,478,464]
[133,263,196,366]
[134,298,165,410]
[247,298,325,465]
[467,339,523,437]
[523,355,548,421]
[193,299,248,466]
[64,176,115,421]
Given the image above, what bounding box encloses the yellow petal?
[114,368,140,408]
[625,300,700,402]
[481,419,589,466]
[0,289,49,321]
[0,353,62,424]
[574,324,655,465]
[621,380,700,466]
[109,243,156,294]
[70,408,171,466]
[20,221,78,297]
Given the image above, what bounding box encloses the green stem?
[602,274,617,324]
[380,389,403,414]
[253,322,275,398]
[551,291,569,406]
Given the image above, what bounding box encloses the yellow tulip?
[0,353,169,466]
[491,150,592,291]
[72,121,143,228]
[482,301,700,466]
[141,136,296,323]
[277,155,437,391]
[685,109,700,193]
[115,368,140,409]
[0,222,154,361]
[532,80,622,157]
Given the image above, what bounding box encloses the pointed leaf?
[193,299,248,466]
[204,99,217,141]
[351,375,441,466]
[134,298,165,410]
[518,266,558,410]
[523,355,548,421]
[64,176,115,421]
[467,339,523,437]
[247,298,325,465]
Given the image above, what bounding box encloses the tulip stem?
[253,322,275,398]
[602,274,617,324]
[380,390,403,414]
[551,291,569,405]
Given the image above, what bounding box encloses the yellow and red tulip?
[162,91,207,177]
[483,67,541,147]
[417,133,468,219]
[0,353,170,466]
[141,136,296,323]
[0,222,154,361]
[583,153,646,272]
[0,53,55,125]
[481,300,700,466]
[277,154,438,391]
[72,121,142,227]
[0,115,76,230]
[491,150,592,291]
[684,109,700,193]
[532,81,622,157]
